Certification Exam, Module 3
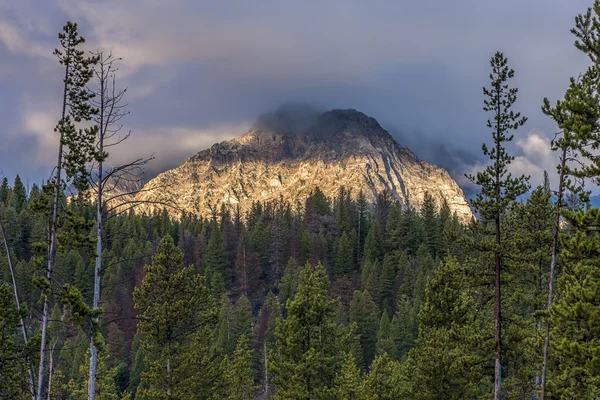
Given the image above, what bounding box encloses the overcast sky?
[0,0,594,193]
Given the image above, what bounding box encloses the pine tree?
[0,178,8,204]
[546,208,600,398]
[280,257,300,308]
[9,175,27,213]
[221,334,258,400]
[332,354,361,400]
[349,290,379,370]
[391,295,417,361]
[270,262,348,399]
[203,222,230,296]
[35,21,99,399]
[134,235,217,399]
[378,254,396,314]
[334,231,354,278]
[360,353,401,400]
[407,258,491,399]
[363,222,382,263]
[375,309,394,357]
[538,4,600,395]
[466,51,529,400]
[420,192,439,257]
[0,284,27,399]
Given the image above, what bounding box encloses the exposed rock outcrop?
[133,108,473,222]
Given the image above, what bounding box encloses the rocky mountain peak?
[135,107,474,223]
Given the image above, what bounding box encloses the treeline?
[0,175,465,398]
[0,172,598,399]
[2,1,600,399]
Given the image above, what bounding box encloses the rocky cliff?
[133,108,473,222]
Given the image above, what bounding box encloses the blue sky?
[0,0,593,192]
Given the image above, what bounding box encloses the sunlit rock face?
[134,108,473,222]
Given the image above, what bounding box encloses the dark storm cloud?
[0,0,594,190]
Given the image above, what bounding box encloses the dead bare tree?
[86,51,153,400]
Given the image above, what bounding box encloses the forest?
[1,2,600,400]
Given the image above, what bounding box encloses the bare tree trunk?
[264,341,268,396]
[88,53,106,400]
[0,221,36,400]
[167,350,172,398]
[47,340,57,400]
[494,248,502,400]
[540,149,566,400]
[37,55,70,400]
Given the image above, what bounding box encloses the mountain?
[133,107,474,222]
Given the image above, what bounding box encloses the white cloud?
[22,110,61,166]
[513,131,558,189]
[106,122,251,175]
[456,130,559,193]
[0,21,53,60]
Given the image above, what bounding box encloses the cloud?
[0,0,595,188]
[106,122,251,179]
[458,130,559,197]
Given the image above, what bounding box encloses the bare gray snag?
[86,50,153,400]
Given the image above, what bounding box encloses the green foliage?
[547,208,600,398]
[134,235,217,399]
[221,334,258,400]
[349,290,379,370]
[360,353,401,400]
[406,258,492,399]
[270,262,348,399]
[203,222,230,296]
[0,284,27,398]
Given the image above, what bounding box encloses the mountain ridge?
[133,107,474,222]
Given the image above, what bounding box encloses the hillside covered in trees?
[2,2,600,400]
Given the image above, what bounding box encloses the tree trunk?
[494,88,502,400]
[0,222,36,400]
[37,47,70,400]
[88,54,106,400]
[47,340,56,400]
[167,356,172,398]
[264,341,268,396]
[540,149,566,400]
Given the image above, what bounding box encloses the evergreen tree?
[0,178,8,204]
[270,262,348,399]
[203,222,230,295]
[0,284,27,399]
[279,257,300,308]
[134,235,217,399]
[407,258,491,399]
[363,222,382,263]
[349,290,379,370]
[221,334,258,400]
[539,4,600,395]
[332,354,361,400]
[375,309,394,357]
[360,353,401,400]
[35,21,99,399]
[391,296,417,361]
[547,208,600,398]
[466,51,529,400]
[378,254,396,314]
[334,231,354,278]
[420,192,439,257]
[9,175,27,213]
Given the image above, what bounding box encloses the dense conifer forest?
[2,2,600,400]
